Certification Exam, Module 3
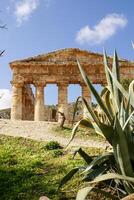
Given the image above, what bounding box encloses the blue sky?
[0,0,134,108]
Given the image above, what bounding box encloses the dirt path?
[0,119,109,149]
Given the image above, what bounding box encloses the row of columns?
[11,81,91,121]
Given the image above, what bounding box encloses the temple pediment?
[10,48,133,68]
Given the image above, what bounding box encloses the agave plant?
[59,50,134,199]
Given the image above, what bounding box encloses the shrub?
[44,141,62,150]
[59,50,134,200]
[51,149,63,158]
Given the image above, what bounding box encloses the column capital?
[33,81,46,87]
[11,81,24,88]
[80,82,87,87]
[57,81,68,87]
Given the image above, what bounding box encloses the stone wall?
[44,102,83,123]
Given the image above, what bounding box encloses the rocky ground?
[0,119,109,149]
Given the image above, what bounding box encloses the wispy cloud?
[14,0,39,25]
[76,14,127,45]
[0,89,11,110]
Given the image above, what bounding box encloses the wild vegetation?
[0,135,107,200]
[59,50,134,200]
[53,125,104,142]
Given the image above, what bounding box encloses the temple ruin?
[9,48,134,122]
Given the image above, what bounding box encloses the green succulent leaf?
[102,88,114,117]
[103,49,113,94]
[83,152,114,173]
[76,186,94,200]
[58,167,80,189]
[112,50,122,109]
[114,116,133,177]
[129,80,134,108]
[76,186,119,200]
[72,96,82,125]
[73,147,93,164]
[67,118,94,146]
[123,110,134,130]
[106,64,128,101]
[83,165,108,181]
[77,60,113,124]
[94,122,113,145]
[90,173,134,184]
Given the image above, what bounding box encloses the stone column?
[34,82,45,121]
[81,83,91,118]
[57,82,68,122]
[11,82,23,120]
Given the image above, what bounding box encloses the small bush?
[51,149,63,158]
[44,141,62,150]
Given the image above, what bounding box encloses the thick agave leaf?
[74,97,100,125]
[123,110,134,131]
[114,117,133,177]
[126,134,134,161]
[94,122,113,145]
[125,98,131,119]
[77,60,113,124]
[69,115,113,146]
[72,96,82,125]
[83,152,114,173]
[89,173,134,184]
[76,186,94,200]
[106,64,129,102]
[95,88,112,122]
[76,186,119,200]
[100,86,108,96]
[83,165,108,181]
[103,50,113,94]
[67,118,94,146]
[73,147,93,164]
[58,167,80,189]
[82,98,100,125]
[112,50,120,83]
[119,101,126,128]
[112,50,122,109]
[102,88,114,118]
[129,80,134,109]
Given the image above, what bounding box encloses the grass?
[0,135,112,200]
[52,125,105,142]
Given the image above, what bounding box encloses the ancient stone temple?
[9,48,134,122]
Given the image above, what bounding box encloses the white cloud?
[14,0,39,25]
[76,14,127,45]
[0,89,12,110]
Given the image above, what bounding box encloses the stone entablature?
[9,48,134,121]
